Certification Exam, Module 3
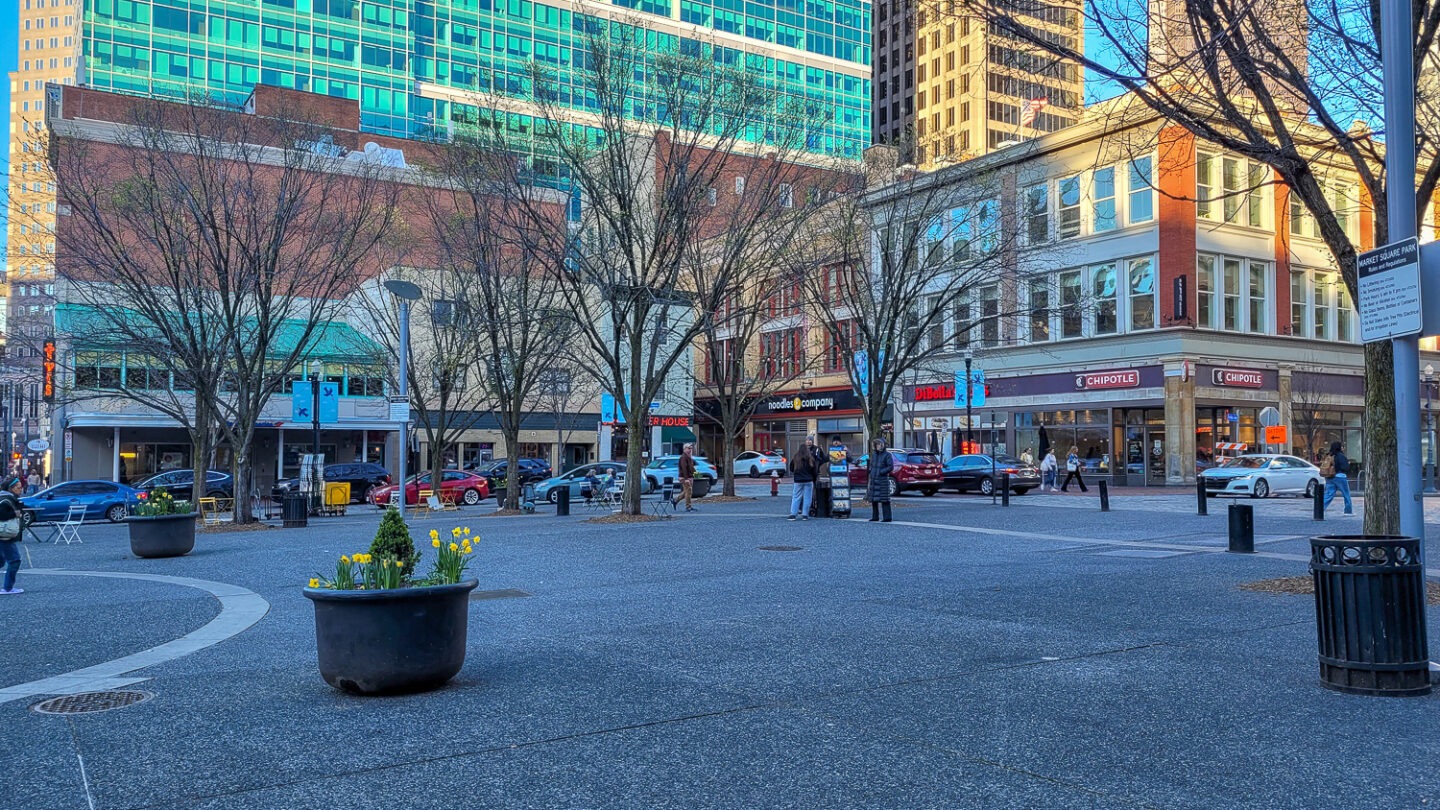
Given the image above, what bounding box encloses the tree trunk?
[430,442,446,512]
[721,423,738,497]
[505,438,521,511]
[624,418,645,515]
[1362,342,1399,535]
[190,428,208,513]
[233,448,254,523]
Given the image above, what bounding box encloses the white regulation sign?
[1358,236,1422,342]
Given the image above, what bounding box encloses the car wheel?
[749,466,760,478]
[547,489,559,504]
[1305,479,1319,499]
[921,488,938,496]
[887,478,898,497]
[362,485,376,504]
[105,503,126,523]
[1251,479,1269,499]
[463,488,482,506]
[206,490,225,499]
[1013,488,1030,496]
[978,477,994,496]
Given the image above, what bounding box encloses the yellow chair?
[198,497,222,526]
[413,488,435,517]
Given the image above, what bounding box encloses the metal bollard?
[1001,472,1010,506]
[556,484,570,517]
[1313,485,1325,521]
[1196,477,1208,516]
[771,470,779,497]
[1228,503,1254,553]
[1098,480,1110,512]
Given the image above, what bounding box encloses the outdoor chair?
[412,489,435,517]
[54,503,86,545]
[426,494,457,513]
[649,487,677,518]
[199,497,223,526]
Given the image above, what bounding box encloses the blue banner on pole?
[292,382,313,421]
[318,382,340,424]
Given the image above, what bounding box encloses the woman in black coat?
[867,438,895,523]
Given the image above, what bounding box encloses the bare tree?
[51,93,400,521]
[957,0,1440,532]
[487,23,838,514]
[535,360,603,474]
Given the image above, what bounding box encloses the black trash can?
[282,495,309,529]
[1310,535,1431,697]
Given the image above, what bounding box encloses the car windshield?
[1222,456,1269,469]
[646,459,676,469]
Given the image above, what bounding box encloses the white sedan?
[1200,454,1324,499]
[733,450,787,478]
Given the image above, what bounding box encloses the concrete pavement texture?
[3,489,1438,809]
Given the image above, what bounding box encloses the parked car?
[848,450,945,497]
[22,480,144,523]
[271,462,391,504]
[369,470,490,507]
[532,462,632,503]
[1200,454,1323,499]
[942,454,1040,496]
[467,458,553,493]
[132,469,234,500]
[644,456,717,497]
[732,450,787,478]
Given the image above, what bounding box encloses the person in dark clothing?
[788,436,820,520]
[678,444,698,513]
[1323,441,1353,515]
[0,476,26,594]
[867,438,895,522]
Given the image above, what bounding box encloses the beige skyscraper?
[873,0,1084,167]
[7,0,80,352]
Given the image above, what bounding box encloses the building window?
[760,327,804,378]
[734,175,745,194]
[1291,268,1356,342]
[1197,254,1269,333]
[1092,167,1117,232]
[1197,151,1215,219]
[1246,162,1267,227]
[1128,157,1154,224]
[1024,182,1048,244]
[1092,263,1118,334]
[1028,276,1050,341]
[779,183,793,208]
[953,291,972,350]
[979,284,1000,346]
[1121,257,1153,330]
[1058,175,1081,238]
[1059,270,1083,338]
[824,319,857,372]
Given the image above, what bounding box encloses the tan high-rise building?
[873,1,1084,167]
[7,0,80,351]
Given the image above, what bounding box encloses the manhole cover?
[757,545,804,552]
[30,690,154,715]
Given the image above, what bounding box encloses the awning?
[661,425,697,443]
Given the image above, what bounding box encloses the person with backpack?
[1060,445,1089,493]
[1321,441,1353,515]
[0,476,27,595]
[787,437,819,521]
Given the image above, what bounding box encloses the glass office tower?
[79,0,871,158]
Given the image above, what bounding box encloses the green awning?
[661,426,697,443]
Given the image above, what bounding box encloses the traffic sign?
[1258,406,1281,427]
[1359,237,1422,342]
[1264,425,1288,444]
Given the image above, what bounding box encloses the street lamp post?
[310,359,323,511]
[384,279,423,519]
[963,348,974,454]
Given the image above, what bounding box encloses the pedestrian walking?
[0,476,26,595]
[1060,445,1088,493]
[1321,441,1354,515]
[867,438,895,522]
[787,436,819,520]
[678,443,698,513]
[25,468,39,496]
[1039,448,1058,491]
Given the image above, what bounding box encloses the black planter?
[304,579,479,695]
[126,512,198,558]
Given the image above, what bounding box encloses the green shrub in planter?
[134,488,193,517]
[369,508,419,575]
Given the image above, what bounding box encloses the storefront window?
[1014,410,1110,473]
[283,443,338,479]
[118,443,191,485]
[1293,410,1363,467]
[1195,407,1258,468]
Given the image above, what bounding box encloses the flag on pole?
[1020,97,1049,127]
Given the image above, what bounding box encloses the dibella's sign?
[913,384,955,402]
[1074,369,1140,390]
[1212,368,1265,388]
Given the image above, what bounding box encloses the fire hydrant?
[770,470,780,496]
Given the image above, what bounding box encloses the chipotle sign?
[1211,368,1265,388]
[1074,369,1140,391]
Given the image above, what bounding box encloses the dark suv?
[271,462,392,504]
[468,458,553,494]
[133,469,234,500]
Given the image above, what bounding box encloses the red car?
[848,450,945,497]
[370,470,490,507]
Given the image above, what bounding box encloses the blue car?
[22,480,144,523]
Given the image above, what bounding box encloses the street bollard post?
[1313,486,1325,521]
[1098,480,1110,512]
[1001,472,1010,506]
[1196,477,1208,516]
[1227,503,1254,553]
[556,484,570,517]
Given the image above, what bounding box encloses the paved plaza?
[3,488,1438,809]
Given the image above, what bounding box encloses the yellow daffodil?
[463,527,471,537]
[449,542,459,551]
[308,578,320,588]
[452,527,461,537]
[432,539,441,548]
[429,529,439,540]
[340,555,350,565]
[382,559,391,568]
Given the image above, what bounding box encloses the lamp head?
[383,279,423,301]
